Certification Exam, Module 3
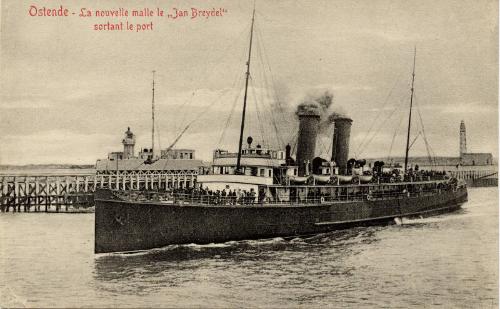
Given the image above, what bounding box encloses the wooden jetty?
[0,170,198,212]
[447,169,498,187]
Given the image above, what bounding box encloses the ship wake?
[393,208,468,226]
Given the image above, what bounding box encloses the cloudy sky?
[1,0,497,165]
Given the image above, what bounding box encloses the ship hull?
[95,187,467,253]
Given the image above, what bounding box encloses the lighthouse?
[122,127,136,159]
[459,120,467,158]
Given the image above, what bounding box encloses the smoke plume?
[295,89,333,117]
[327,111,350,122]
[295,88,351,133]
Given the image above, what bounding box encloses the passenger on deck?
[221,189,227,204]
[227,189,233,205]
[250,188,256,204]
[232,190,237,205]
[236,189,242,205]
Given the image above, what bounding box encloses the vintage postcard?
[1,0,498,308]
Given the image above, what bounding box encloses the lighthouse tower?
[122,127,136,159]
[459,120,467,158]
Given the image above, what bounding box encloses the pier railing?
[447,169,497,180]
[447,169,498,187]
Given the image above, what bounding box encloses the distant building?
[460,153,493,166]
[138,148,154,160]
[459,120,493,166]
[161,149,195,160]
[107,127,197,161]
[366,120,494,168]
[137,148,196,160]
[99,127,205,189]
[95,158,204,189]
[108,152,124,160]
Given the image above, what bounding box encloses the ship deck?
[100,179,463,208]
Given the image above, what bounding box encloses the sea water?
[0,188,497,308]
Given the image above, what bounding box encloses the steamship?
[94,9,468,254]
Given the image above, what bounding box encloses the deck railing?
[110,182,458,207]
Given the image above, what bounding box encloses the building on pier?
[459,120,493,166]
[367,120,495,168]
[161,149,195,160]
[101,127,205,189]
[95,158,203,189]
[107,127,197,162]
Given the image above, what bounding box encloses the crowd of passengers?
[169,187,261,205]
[406,167,447,178]
[143,177,453,205]
[169,187,349,204]
[372,165,448,182]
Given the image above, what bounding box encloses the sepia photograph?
[0,0,498,307]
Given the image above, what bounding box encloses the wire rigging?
[354,72,405,156]
[414,92,436,166]
[218,75,245,146]
[255,23,289,147]
[357,92,408,157]
[165,22,253,148]
[249,76,267,145]
[174,91,196,139]
[256,55,283,148]
[386,111,405,163]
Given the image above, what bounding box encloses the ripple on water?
[0,188,497,308]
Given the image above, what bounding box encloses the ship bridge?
[198,145,297,192]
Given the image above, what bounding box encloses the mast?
[151,70,156,159]
[404,47,416,173]
[236,5,256,173]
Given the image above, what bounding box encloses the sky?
[1,0,498,165]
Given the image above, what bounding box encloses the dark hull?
[95,187,468,253]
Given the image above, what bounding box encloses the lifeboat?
[289,175,310,184]
[359,175,373,183]
[336,175,353,184]
[312,174,330,183]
